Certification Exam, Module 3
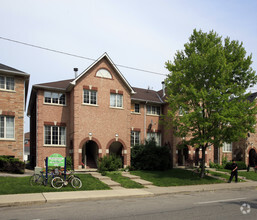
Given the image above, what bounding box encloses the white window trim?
[44,91,66,106]
[110,93,123,108]
[131,103,140,114]
[131,131,140,146]
[0,75,15,91]
[147,132,162,146]
[146,105,161,116]
[0,115,15,140]
[44,125,66,147]
[83,89,98,106]
[222,142,232,152]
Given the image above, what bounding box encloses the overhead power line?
[0,36,167,76]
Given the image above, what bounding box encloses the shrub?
[222,155,228,166]
[98,154,122,173]
[0,156,25,174]
[225,161,247,170]
[66,156,73,170]
[209,162,224,169]
[131,139,171,170]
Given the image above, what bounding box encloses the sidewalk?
[0,181,256,207]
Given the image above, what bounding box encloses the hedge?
[225,161,247,170]
[0,156,25,174]
[131,139,171,170]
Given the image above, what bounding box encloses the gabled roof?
[0,63,26,74]
[0,63,30,107]
[69,53,136,94]
[131,87,164,104]
[34,79,73,91]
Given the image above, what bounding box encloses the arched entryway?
[177,146,189,166]
[109,141,124,166]
[195,148,200,166]
[249,148,256,167]
[82,140,99,169]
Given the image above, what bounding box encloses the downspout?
[23,81,25,161]
[36,93,38,167]
[144,101,148,143]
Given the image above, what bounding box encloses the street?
[0,188,256,220]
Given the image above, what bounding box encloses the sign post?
[46,153,66,184]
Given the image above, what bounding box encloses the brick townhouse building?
[27,53,257,170]
[0,63,29,161]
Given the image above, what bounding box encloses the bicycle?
[51,170,82,189]
[30,169,59,186]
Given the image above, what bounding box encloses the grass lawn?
[208,170,230,180]
[216,168,232,173]
[236,171,257,181]
[0,174,110,195]
[105,172,144,188]
[207,170,245,182]
[215,168,257,181]
[130,169,224,187]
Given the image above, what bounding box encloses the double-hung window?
[83,89,97,105]
[147,132,161,146]
[44,91,66,105]
[146,105,161,115]
[110,93,123,108]
[222,142,232,152]
[131,131,140,146]
[44,125,66,146]
[131,103,140,113]
[0,76,15,91]
[0,116,14,139]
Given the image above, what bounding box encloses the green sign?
[48,153,65,167]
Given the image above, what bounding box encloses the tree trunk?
[200,146,206,178]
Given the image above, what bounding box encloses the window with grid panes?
[44,125,66,146]
[0,76,14,91]
[44,91,66,105]
[0,116,14,139]
[131,131,140,146]
[110,93,123,108]
[83,89,97,105]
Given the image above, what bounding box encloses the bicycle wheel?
[71,177,82,189]
[30,174,43,186]
[51,177,64,189]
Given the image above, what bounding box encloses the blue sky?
[0,0,257,132]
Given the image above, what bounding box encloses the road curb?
[0,182,256,207]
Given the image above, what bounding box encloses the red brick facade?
[0,65,29,161]
[28,53,255,169]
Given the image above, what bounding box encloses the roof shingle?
[0,63,25,73]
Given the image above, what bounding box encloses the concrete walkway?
[121,172,154,187]
[87,172,123,189]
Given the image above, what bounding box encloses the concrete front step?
[101,179,121,187]
[88,172,121,187]
[121,172,140,179]
[121,172,153,186]
[132,178,153,186]
[75,169,98,172]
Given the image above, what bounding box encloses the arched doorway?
[177,146,189,166]
[195,148,200,166]
[82,140,98,169]
[109,141,124,166]
[249,148,256,167]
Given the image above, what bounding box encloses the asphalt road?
[0,188,256,220]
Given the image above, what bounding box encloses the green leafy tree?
[165,29,257,178]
